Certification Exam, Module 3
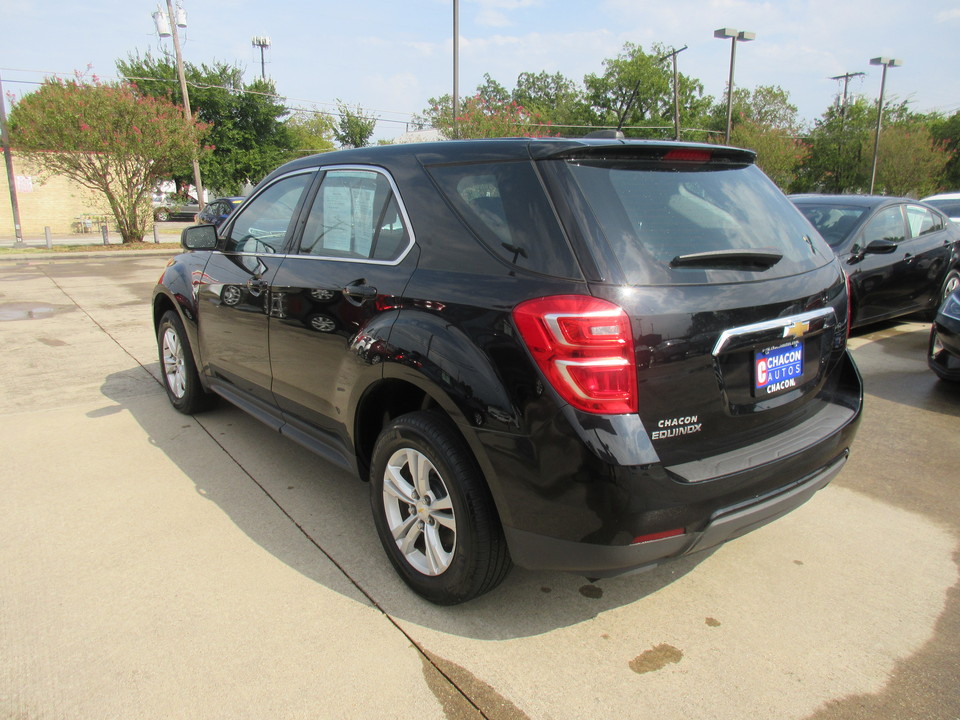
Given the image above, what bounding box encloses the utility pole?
[661,46,688,140]
[0,72,24,246]
[252,36,271,80]
[830,71,865,113]
[155,0,204,210]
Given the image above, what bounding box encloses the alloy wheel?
[381,448,457,576]
[162,327,186,399]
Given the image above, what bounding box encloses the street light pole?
[869,56,902,195]
[452,0,459,139]
[252,36,271,80]
[156,0,204,211]
[714,28,756,145]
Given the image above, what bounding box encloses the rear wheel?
[369,411,511,604]
[154,208,170,222]
[157,310,213,413]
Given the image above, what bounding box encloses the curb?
[0,249,181,262]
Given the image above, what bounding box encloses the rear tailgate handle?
[713,308,835,356]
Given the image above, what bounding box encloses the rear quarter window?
[426,160,581,279]
[558,160,833,285]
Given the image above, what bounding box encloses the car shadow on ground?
[100,365,715,639]
[849,320,960,416]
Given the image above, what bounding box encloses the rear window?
[923,198,960,219]
[426,160,581,278]
[794,204,869,247]
[558,160,833,285]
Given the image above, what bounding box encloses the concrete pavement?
[1,255,957,719]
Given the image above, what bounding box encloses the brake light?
[513,295,637,414]
[663,149,712,164]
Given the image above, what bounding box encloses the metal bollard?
[44,226,52,250]
[153,224,160,244]
[101,223,109,245]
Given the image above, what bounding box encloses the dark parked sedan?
[791,195,960,328]
[196,197,244,226]
[155,139,862,603]
[153,193,201,222]
[929,288,960,381]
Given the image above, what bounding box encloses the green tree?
[712,85,801,135]
[9,76,207,242]
[285,109,336,156]
[512,70,589,135]
[419,90,558,139]
[117,53,294,194]
[793,96,945,195]
[708,86,806,190]
[334,101,377,148]
[729,120,809,191]
[928,111,960,190]
[475,73,511,106]
[873,124,949,197]
[584,42,712,138]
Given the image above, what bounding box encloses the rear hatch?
[538,144,849,468]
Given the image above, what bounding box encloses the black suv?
[153,138,862,604]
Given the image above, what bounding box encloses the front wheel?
[940,269,960,306]
[369,412,511,604]
[157,310,213,413]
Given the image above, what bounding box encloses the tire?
[157,310,213,414]
[940,269,960,306]
[154,208,170,222]
[369,411,511,604]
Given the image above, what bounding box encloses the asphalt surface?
[1,253,957,720]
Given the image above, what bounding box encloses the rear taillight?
[513,295,637,414]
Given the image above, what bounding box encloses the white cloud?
[476,9,512,27]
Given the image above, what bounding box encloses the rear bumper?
[504,451,847,576]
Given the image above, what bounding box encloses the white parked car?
[921,192,960,223]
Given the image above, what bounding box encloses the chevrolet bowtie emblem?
[783,320,810,339]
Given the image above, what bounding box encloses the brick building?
[0,152,107,239]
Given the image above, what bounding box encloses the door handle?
[342,281,377,302]
[247,277,268,296]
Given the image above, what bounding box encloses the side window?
[862,206,906,245]
[426,161,580,278]
[297,169,410,261]
[224,172,313,253]
[906,205,943,237]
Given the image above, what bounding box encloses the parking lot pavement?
[1,255,958,720]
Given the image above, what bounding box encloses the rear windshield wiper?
[670,248,783,270]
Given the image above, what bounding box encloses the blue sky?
[3,0,959,140]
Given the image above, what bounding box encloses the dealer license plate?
[754,341,803,396]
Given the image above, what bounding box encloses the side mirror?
[181,224,218,250]
[864,238,898,255]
